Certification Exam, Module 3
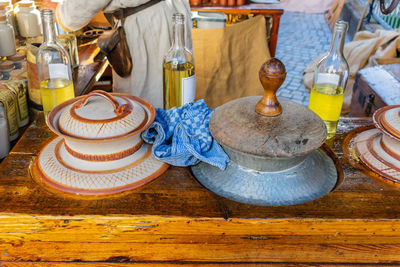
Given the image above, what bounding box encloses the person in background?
[43,0,193,108]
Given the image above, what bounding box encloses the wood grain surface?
[1,115,400,265]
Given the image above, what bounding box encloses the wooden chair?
[326,0,346,31]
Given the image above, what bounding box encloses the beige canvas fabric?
[303,30,400,114]
[57,0,193,108]
[192,15,270,109]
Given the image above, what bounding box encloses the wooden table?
[1,116,400,265]
[191,4,283,57]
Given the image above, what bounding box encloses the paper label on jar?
[181,75,196,106]
[49,64,69,80]
[0,88,19,140]
[316,73,340,86]
[4,81,29,126]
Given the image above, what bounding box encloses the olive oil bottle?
[36,9,75,122]
[308,20,349,139]
[40,78,74,118]
[163,13,195,109]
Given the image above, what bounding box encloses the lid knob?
[255,58,286,116]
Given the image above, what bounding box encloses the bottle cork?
[219,0,227,5]
[237,0,245,5]
[227,0,235,6]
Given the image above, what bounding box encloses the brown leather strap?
[105,0,163,26]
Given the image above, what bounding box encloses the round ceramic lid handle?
[255,58,287,117]
[73,90,128,115]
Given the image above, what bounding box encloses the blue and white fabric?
[142,100,229,170]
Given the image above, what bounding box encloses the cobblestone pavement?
[275,12,333,106]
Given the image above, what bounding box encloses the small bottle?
[36,9,75,121]
[0,0,18,36]
[0,11,15,57]
[0,60,14,80]
[15,1,41,38]
[308,20,349,140]
[0,102,9,159]
[163,13,195,109]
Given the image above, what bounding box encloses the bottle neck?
[328,23,347,57]
[171,14,185,49]
[41,10,57,43]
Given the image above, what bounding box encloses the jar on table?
[0,13,16,57]
[0,102,10,159]
[7,53,26,69]
[0,0,18,36]
[0,60,14,80]
[15,1,41,38]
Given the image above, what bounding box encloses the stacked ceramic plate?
[31,90,168,195]
[354,105,400,182]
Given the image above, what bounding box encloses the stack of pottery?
[31,90,169,195]
[354,105,400,182]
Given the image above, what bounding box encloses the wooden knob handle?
[73,90,130,116]
[255,58,286,117]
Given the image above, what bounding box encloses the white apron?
[57,0,193,108]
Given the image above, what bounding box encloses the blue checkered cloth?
[141,100,229,170]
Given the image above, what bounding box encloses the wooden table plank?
[2,116,400,264]
[5,116,398,220]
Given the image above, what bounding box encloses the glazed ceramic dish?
[353,105,400,183]
[373,105,400,140]
[354,128,400,182]
[32,90,169,195]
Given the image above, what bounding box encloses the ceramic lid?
[54,90,150,140]
[210,97,327,158]
[8,53,25,62]
[17,1,34,7]
[210,58,327,158]
[373,105,400,141]
[0,60,14,70]
[354,128,400,183]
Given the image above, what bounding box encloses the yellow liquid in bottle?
[308,83,344,139]
[163,61,195,109]
[40,78,75,122]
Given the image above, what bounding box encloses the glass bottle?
[36,9,75,122]
[15,1,41,38]
[308,20,349,140]
[0,0,18,36]
[0,10,16,57]
[163,13,195,109]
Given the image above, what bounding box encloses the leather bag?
[98,25,132,77]
[97,0,162,77]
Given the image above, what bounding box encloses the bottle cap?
[17,1,34,8]
[0,60,14,70]
[7,53,26,62]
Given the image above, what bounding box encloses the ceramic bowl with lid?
[32,90,168,195]
[192,58,338,206]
